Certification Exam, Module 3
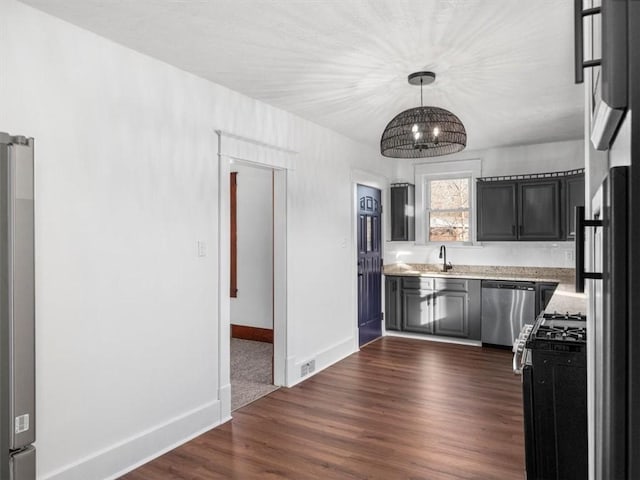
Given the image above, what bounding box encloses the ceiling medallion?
[380,71,467,158]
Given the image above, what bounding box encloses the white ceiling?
[20,0,584,152]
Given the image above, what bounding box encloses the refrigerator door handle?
[575,205,604,292]
[574,0,602,84]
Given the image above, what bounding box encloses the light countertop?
[383,264,587,315]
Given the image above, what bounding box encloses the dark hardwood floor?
[122,337,524,480]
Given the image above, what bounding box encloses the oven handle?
[575,206,603,292]
[513,349,523,375]
[513,345,529,376]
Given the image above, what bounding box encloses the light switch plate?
[197,240,207,257]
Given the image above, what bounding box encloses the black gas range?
[527,312,587,349]
[513,312,587,480]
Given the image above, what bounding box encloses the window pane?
[430,178,469,210]
[429,211,469,242]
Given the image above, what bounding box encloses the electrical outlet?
[565,250,574,263]
[197,240,207,257]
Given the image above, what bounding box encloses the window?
[427,177,470,242]
[414,159,481,244]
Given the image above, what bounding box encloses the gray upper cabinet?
[518,180,561,240]
[390,183,415,241]
[477,182,518,240]
[564,175,585,240]
[477,170,584,242]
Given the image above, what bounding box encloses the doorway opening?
[217,130,292,420]
[229,163,278,410]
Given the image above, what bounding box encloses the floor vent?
[301,359,316,377]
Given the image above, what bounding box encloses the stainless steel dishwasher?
[481,280,536,347]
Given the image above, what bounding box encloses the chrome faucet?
[439,245,453,272]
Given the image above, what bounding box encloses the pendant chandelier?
[380,72,467,158]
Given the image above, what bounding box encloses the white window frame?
[415,159,482,245]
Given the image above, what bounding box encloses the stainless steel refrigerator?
[574,0,640,478]
[0,133,35,479]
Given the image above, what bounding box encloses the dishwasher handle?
[482,281,535,291]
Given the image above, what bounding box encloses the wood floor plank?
[121,337,525,479]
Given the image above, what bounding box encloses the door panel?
[357,185,382,346]
[477,182,518,240]
[519,180,561,240]
[402,289,434,334]
[384,277,401,331]
[565,175,585,240]
[434,291,468,338]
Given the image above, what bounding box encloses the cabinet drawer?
[402,277,433,290]
[434,278,468,292]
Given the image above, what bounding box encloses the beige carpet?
[231,338,279,411]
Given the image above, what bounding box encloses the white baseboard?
[218,383,232,423]
[42,400,221,480]
[384,331,482,347]
[287,336,357,387]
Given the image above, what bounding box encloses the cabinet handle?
[574,0,601,84]
[511,225,516,236]
[519,225,523,236]
[575,206,603,292]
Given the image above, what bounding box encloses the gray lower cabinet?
[402,288,435,334]
[433,290,468,337]
[385,276,402,331]
[434,279,481,340]
[386,276,481,340]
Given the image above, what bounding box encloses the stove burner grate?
[544,312,586,321]
[536,325,586,342]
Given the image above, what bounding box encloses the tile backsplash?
[385,242,575,268]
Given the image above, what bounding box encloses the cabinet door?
[385,277,401,331]
[434,291,469,338]
[565,175,585,240]
[390,185,415,241]
[402,289,434,334]
[519,180,562,240]
[477,182,518,241]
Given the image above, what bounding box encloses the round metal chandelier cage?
[380,72,467,158]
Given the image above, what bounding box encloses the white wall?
[230,163,273,330]
[387,139,584,268]
[0,1,392,478]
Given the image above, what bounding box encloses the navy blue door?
[357,185,382,346]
